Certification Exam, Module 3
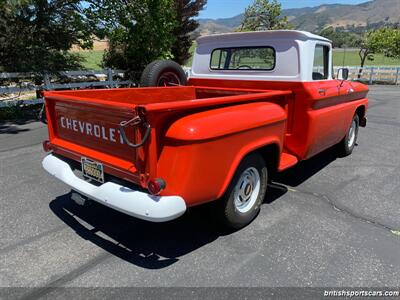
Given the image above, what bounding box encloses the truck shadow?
[48,184,286,270]
[48,146,338,269]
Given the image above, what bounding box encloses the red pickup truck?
[42,31,368,229]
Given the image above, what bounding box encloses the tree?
[319,27,361,48]
[86,0,177,79]
[238,0,291,32]
[358,28,400,77]
[171,0,206,65]
[0,0,93,73]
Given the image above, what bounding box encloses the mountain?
[196,0,400,35]
[198,14,244,35]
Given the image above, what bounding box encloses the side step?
[278,152,298,172]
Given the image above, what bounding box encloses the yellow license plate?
[81,158,104,183]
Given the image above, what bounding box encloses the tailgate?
[44,95,151,186]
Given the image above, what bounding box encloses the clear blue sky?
[198,0,369,19]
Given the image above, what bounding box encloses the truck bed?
[43,86,292,188]
[44,86,291,111]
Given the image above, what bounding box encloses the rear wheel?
[338,114,359,156]
[140,60,187,87]
[220,153,268,229]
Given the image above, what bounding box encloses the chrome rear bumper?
[42,154,186,222]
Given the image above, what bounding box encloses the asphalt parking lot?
[1,86,399,296]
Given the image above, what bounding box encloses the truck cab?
[42,30,368,229]
[189,30,368,160]
[191,30,332,82]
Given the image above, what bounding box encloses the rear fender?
[161,102,286,205]
[216,138,282,200]
[166,102,286,141]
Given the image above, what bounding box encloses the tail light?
[42,140,52,152]
[147,178,166,195]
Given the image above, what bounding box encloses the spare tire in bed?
[140,60,187,87]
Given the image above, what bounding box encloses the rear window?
[210,46,275,71]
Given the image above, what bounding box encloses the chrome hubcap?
[233,167,261,213]
[348,120,357,148]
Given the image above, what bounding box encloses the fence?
[1,66,399,108]
[333,66,400,84]
[0,69,135,107]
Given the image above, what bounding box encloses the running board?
[278,152,298,172]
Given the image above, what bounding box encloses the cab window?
[312,45,330,80]
[210,47,275,71]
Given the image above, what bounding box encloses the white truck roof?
[197,30,331,45]
[192,30,333,82]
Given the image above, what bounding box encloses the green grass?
[78,51,104,70]
[333,50,400,66]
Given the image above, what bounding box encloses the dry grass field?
[70,39,108,52]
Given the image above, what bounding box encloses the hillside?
[197,0,400,35]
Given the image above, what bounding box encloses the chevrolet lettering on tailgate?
[60,117,125,144]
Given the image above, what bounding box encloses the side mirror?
[337,68,349,80]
